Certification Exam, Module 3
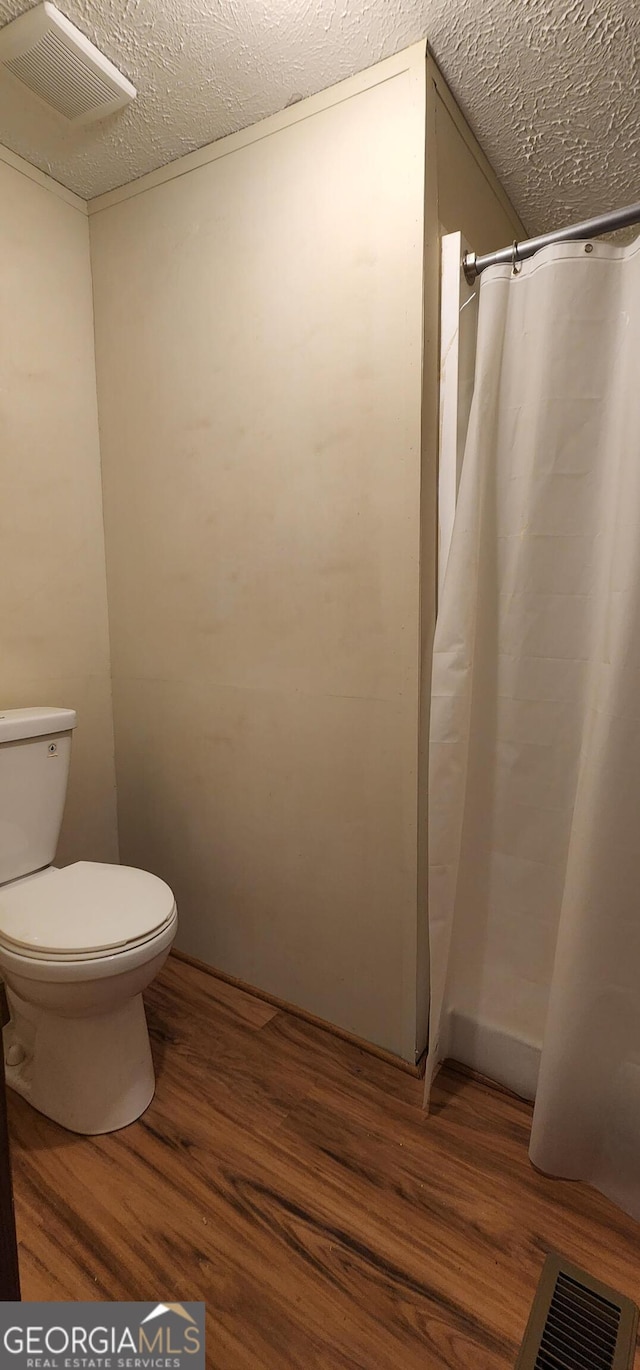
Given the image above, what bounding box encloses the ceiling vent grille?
[515,1254,638,1370]
[0,2,136,124]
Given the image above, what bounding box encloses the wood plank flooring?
[8,955,640,1368]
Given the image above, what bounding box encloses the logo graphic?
[141,1303,197,1324]
[0,1301,205,1369]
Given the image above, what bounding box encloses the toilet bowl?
[0,706,178,1135]
[0,861,177,1134]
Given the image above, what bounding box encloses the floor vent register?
[515,1252,638,1370]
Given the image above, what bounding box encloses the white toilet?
[0,707,177,1135]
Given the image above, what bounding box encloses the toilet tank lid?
[0,708,77,743]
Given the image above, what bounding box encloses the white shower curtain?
[426,236,640,1221]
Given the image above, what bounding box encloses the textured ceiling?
[0,0,638,230]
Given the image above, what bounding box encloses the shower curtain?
[426,236,640,1221]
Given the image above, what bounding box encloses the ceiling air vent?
[0,2,136,125]
[516,1253,638,1370]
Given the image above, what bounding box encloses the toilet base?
[3,989,155,1134]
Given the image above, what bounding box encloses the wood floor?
[8,955,640,1369]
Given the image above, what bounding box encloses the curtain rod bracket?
[462,250,477,285]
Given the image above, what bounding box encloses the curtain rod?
[462,200,640,284]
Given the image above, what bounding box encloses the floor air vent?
[515,1254,638,1370]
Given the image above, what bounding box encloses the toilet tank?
[0,707,76,886]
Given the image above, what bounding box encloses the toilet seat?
[0,861,176,961]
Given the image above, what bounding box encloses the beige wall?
[0,45,525,1068]
[0,150,118,867]
[0,47,549,1073]
[90,48,427,1060]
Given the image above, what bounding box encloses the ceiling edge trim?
[0,141,87,213]
[87,38,427,216]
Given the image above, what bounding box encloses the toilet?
[0,707,177,1134]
